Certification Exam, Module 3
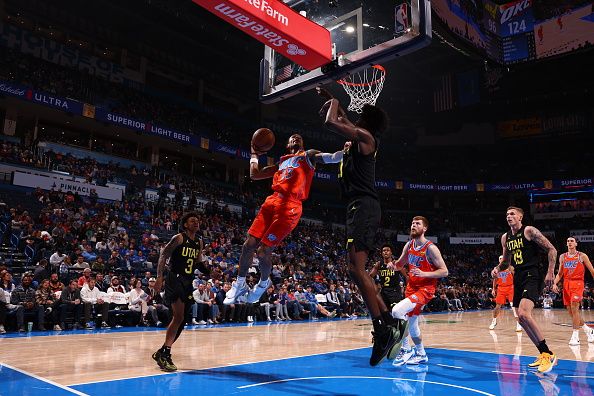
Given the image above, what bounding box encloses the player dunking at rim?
[317,87,407,366]
[552,236,594,345]
[225,133,344,305]
[153,212,206,371]
[492,206,558,373]
[390,216,449,366]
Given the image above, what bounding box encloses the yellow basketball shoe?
[537,353,557,373]
[527,353,544,368]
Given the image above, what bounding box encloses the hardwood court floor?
[1,308,593,389]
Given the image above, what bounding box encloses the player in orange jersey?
[390,216,449,366]
[489,255,522,332]
[552,236,594,345]
[225,134,344,305]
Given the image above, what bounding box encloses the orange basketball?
[252,128,275,153]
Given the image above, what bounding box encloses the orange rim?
[337,65,386,87]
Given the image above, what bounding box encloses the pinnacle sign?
[193,0,332,70]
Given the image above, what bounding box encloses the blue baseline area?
[72,347,594,396]
[0,364,84,396]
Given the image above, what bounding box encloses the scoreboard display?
[433,0,591,65]
[483,0,536,64]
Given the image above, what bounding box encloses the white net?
[337,65,386,113]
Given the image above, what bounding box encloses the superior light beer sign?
[193,0,332,70]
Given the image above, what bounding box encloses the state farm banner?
[13,171,122,201]
[450,237,495,245]
[574,235,594,243]
[192,0,332,70]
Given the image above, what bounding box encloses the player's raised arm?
[155,234,184,291]
[525,226,558,286]
[412,244,448,279]
[320,98,375,151]
[307,149,344,165]
[392,241,411,270]
[249,152,278,180]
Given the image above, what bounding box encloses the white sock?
[583,324,592,334]
[402,336,411,350]
[511,306,518,318]
[236,276,246,286]
[573,329,580,338]
[492,317,497,323]
[415,343,425,356]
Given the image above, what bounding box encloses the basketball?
[251,128,275,153]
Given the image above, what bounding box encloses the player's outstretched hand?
[544,270,555,288]
[316,87,334,100]
[318,100,332,118]
[551,284,559,294]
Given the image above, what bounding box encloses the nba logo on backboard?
[395,3,409,34]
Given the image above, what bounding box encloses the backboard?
[259,0,432,103]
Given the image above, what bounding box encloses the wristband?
[250,158,259,165]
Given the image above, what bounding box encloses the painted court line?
[236,375,496,396]
[491,370,526,375]
[68,346,370,386]
[1,362,90,396]
[564,375,594,379]
[436,363,463,369]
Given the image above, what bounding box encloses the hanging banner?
[192,0,332,70]
[450,237,495,244]
[13,171,122,201]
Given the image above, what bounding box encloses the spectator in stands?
[33,259,49,286]
[10,273,37,332]
[304,286,336,319]
[107,277,126,294]
[96,239,108,253]
[141,271,152,287]
[216,282,234,323]
[60,279,83,330]
[192,283,211,325]
[129,279,149,326]
[95,273,108,292]
[50,249,67,272]
[337,284,353,317]
[82,246,97,263]
[108,250,123,269]
[325,284,342,316]
[49,273,64,294]
[276,286,290,321]
[78,268,92,287]
[92,256,106,273]
[81,278,109,329]
[73,255,90,269]
[0,282,6,334]
[1,271,15,293]
[258,285,276,321]
[35,279,61,331]
[145,277,168,327]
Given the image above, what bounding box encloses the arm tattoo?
[527,227,557,272]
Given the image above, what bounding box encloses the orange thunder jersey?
[496,270,514,290]
[271,150,314,201]
[561,252,585,282]
[407,240,437,290]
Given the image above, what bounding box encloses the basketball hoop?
[337,65,386,113]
